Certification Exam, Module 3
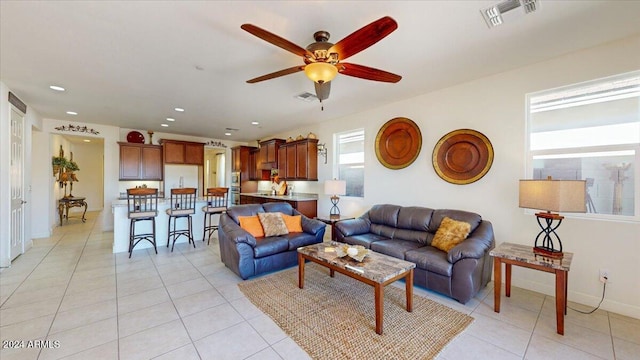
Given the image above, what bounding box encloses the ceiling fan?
[241,16,402,107]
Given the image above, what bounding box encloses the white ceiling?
[1,1,639,142]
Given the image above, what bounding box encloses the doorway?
[204,148,226,189]
[51,134,104,218]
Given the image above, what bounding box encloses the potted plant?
[52,156,68,177]
[66,160,80,172]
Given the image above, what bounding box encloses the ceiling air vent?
[294,92,318,102]
[481,0,539,28]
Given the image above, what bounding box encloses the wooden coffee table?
[297,241,415,335]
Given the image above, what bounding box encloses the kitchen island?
[240,193,318,218]
[111,198,212,253]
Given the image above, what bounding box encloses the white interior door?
[10,107,25,261]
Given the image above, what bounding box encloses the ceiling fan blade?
[337,63,402,83]
[314,81,331,101]
[241,24,315,59]
[328,16,397,61]
[246,66,304,83]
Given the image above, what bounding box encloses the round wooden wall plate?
[375,117,422,170]
[432,129,494,184]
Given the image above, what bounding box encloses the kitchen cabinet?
[277,138,318,180]
[232,145,256,181]
[160,139,204,165]
[240,194,317,218]
[118,142,163,180]
[258,139,285,170]
[248,148,271,180]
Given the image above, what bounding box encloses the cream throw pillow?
[431,217,471,252]
[257,212,289,237]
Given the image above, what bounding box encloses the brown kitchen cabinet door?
[184,143,204,165]
[163,141,185,164]
[141,146,163,179]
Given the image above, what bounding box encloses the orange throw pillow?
[238,215,264,238]
[431,217,471,252]
[281,213,303,233]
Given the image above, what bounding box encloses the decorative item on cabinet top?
[432,129,493,185]
[375,117,422,170]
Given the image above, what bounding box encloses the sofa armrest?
[295,211,326,235]
[220,215,257,247]
[447,220,495,263]
[334,217,371,237]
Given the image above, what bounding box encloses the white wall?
[69,139,104,212]
[268,35,640,318]
[30,129,50,238]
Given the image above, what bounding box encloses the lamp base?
[533,246,564,259]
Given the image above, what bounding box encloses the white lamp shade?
[324,180,346,196]
[519,179,586,213]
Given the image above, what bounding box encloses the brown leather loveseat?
[334,204,494,303]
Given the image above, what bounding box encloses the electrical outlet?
[599,269,610,283]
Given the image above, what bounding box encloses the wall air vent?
[481,0,539,28]
[294,92,318,102]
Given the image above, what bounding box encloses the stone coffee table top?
[490,242,573,271]
[298,241,416,283]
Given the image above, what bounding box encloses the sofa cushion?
[393,207,433,244]
[227,204,265,224]
[429,209,482,234]
[431,217,471,252]
[253,237,289,258]
[370,240,424,259]
[370,224,397,239]
[286,232,320,250]
[368,204,401,228]
[281,214,303,232]
[342,233,389,248]
[263,202,295,215]
[238,215,264,238]
[258,212,289,237]
[405,247,453,277]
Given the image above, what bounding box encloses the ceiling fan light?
[304,62,338,84]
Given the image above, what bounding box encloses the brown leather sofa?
[334,204,494,303]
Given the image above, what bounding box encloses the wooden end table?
[314,215,354,241]
[58,197,88,225]
[297,241,415,335]
[490,242,573,335]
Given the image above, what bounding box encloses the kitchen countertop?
[240,192,318,201]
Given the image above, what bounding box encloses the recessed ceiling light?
[251,121,259,125]
[66,111,78,115]
[166,117,175,122]
[174,107,185,112]
[49,85,65,91]
[224,132,232,136]
[83,139,91,143]
[161,124,169,127]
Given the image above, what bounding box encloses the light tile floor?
[1,212,638,359]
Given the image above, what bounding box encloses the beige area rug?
[238,263,474,360]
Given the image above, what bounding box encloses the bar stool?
[126,188,159,258]
[202,187,229,245]
[166,187,197,251]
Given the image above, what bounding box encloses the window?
[526,71,639,221]
[335,129,364,197]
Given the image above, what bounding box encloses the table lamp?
[324,179,346,216]
[519,177,586,258]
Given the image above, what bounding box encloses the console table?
[490,242,573,335]
[58,197,88,225]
